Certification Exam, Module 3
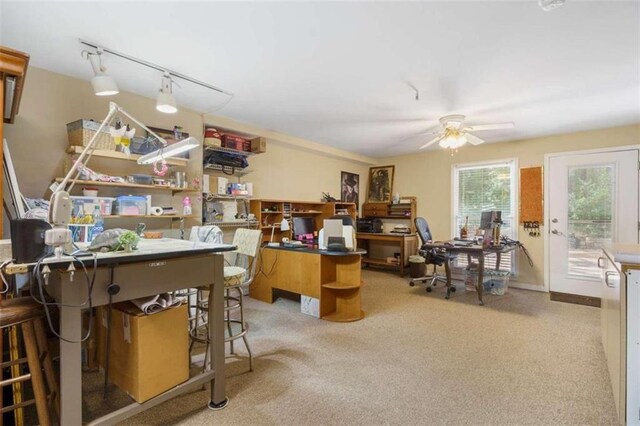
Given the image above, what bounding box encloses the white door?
[548,149,639,297]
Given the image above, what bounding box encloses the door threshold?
[550,291,600,308]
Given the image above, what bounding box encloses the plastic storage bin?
[464,262,491,292]
[486,270,510,295]
[114,196,147,216]
[71,196,115,217]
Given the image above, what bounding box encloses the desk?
[251,245,366,321]
[422,242,517,305]
[356,233,418,275]
[6,238,235,425]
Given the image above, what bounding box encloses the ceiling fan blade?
[399,126,441,143]
[419,135,443,150]
[465,133,485,146]
[465,122,514,132]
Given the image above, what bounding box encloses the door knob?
[551,229,564,236]
[551,218,558,223]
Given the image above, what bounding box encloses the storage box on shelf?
[67,119,116,150]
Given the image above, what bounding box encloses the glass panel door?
[567,165,614,280]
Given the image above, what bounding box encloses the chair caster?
[450,286,456,292]
[409,282,415,287]
[445,295,450,299]
[426,287,432,293]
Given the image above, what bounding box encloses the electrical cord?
[0,259,13,294]
[30,250,98,343]
[500,235,534,267]
[257,245,278,278]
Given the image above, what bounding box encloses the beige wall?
[3,67,372,237]
[382,124,640,287]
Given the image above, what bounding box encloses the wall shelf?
[203,164,253,177]
[204,220,259,228]
[104,214,197,220]
[56,178,199,194]
[67,146,188,167]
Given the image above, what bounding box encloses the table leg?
[399,240,405,276]
[496,252,501,270]
[477,254,485,305]
[60,304,83,424]
[444,257,452,299]
[208,254,228,410]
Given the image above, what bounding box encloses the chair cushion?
[224,266,247,287]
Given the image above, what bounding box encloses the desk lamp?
[45,102,201,257]
[269,218,290,245]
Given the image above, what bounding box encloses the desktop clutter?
[267,216,358,252]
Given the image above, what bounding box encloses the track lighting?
[79,39,234,111]
[156,74,177,114]
[84,49,119,96]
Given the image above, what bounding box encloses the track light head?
[156,74,177,114]
[86,49,119,96]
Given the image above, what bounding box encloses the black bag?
[204,150,248,169]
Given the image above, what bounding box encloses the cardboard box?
[97,303,189,403]
[221,134,251,152]
[250,137,267,153]
[217,177,229,195]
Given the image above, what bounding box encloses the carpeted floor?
[117,270,617,425]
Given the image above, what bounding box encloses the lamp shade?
[91,74,119,96]
[137,136,200,165]
[156,74,177,113]
[280,218,290,231]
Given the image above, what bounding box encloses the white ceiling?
[1,1,638,157]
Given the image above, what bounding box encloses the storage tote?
[114,195,147,216]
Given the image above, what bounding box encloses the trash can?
[409,255,426,278]
[464,262,492,292]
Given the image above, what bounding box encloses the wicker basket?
[67,119,115,151]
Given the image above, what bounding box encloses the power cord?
[500,235,534,267]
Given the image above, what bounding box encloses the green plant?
[117,230,140,251]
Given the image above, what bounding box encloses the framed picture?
[341,171,360,210]
[145,126,190,158]
[367,165,395,203]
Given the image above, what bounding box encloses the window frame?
[451,157,519,274]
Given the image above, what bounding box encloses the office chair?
[410,217,456,296]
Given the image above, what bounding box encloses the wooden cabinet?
[362,198,416,233]
[1,46,30,124]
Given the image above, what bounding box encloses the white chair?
[190,228,262,372]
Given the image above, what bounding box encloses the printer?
[357,218,383,233]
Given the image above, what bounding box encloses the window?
[452,159,517,272]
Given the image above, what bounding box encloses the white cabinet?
[627,269,640,425]
[601,250,624,423]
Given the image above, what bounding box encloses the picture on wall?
[367,165,394,203]
[341,171,360,209]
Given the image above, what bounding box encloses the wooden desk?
[422,242,517,305]
[356,232,418,275]
[251,245,365,322]
[6,239,235,425]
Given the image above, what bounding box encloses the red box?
[221,134,251,152]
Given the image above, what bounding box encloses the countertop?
[605,244,640,266]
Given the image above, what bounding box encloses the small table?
[5,238,235,425]
[421,242,517,305]
[356,232,418,276]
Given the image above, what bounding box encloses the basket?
[67,119,115,151]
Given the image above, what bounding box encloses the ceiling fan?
[419,114,514,150]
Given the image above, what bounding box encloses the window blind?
[453,162,515,272]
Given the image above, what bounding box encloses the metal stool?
[1,297,59,426]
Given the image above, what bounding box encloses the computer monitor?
[480,210,502,229]
[293,217,315,241]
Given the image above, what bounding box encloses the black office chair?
[410,217,456,295]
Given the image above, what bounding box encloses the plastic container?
[409,255,426,278]
[82,187,98,197]
[114,196,148,216]
[91,206,104,241]
[129,174,153,185]
[486,270,510,295]
[464,263,491,292]
[71,196,115,217]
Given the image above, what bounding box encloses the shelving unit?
[55,178,198,194]
[204,145,256,157]
[67,146,188,167]
[250,199,356,242]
